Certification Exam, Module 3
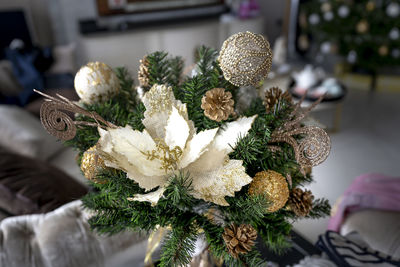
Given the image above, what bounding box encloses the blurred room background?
[0,0,399,266]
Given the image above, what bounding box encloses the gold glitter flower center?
[141,140,183,172]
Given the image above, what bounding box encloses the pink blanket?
[328,173,400,231]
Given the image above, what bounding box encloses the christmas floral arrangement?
[36,32,331,266]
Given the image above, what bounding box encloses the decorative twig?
[34,89,117,141]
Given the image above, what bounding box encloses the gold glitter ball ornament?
[201,87,235,122]
[223,224,257,258]
[74,61,120,104]
[218,31,272,87]
[248,170,289,213]
[81,144,107,183]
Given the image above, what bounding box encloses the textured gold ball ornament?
[356,20,369,34]
[248,170,289,213]
[81,144,106,183]
[74,61,120,104]
[218,31,272,87]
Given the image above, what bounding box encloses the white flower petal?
[97,126,167,191]
[98,148,166,191]
[179,127,218,169]
[142,84,195,140]
[129,187,166,206]
[142,112,170,141]
[127,172,167,192]
[214,115,257,153]
[165,106,190,150]
[185,115,257,172]
[106,126,164,176]
[189,160,252,206]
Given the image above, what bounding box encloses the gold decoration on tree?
[288,188,314,217]
[81,144,107,183]
[201,88,235,122]
[248,170,289,213]
[222,224,257,258]
[356,20,369,34]
[138,56,150,87]
[34,90,117,141]
[74,62,120,104]
[321,2,331,12]
[218,31,272,87]
[263,87,292,113]
[378,45,389,56]
[268,94,331,175]
[366,1,375,11]
[298,35,310,50]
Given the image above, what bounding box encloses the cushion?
[0,200,148,267]
[0,60,23,96]
[341,209,400,258]
[0,147,87,216]
[0,105,65,160]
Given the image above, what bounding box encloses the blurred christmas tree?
[299,0,400,73]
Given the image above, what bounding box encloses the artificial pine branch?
[195,46,218,75]
[168,56,184,87]
[114,67,137,108]
[164,172,199,210]
[307,198,331,219]
[146,52,184,88]
[221,195,268,226]
[159,223,198,266]
[146,51,170,86]
[255,214,292,254]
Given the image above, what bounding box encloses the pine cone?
[138,56,150,87]
[263,87,292,112]
[201,88,234,122]
[288,188,314,217]
[222,224,257,258]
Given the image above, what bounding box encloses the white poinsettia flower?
[97,84,257,206]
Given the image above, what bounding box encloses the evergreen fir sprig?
[159,224,199,267]
[114,66,137,108]
[195,46,219,76]
[255,214,292,254]
[146,51,184,88]
[307,198,331,219]
[221,194,269,226]
[164,171,198,210]
[146,51,169,86]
